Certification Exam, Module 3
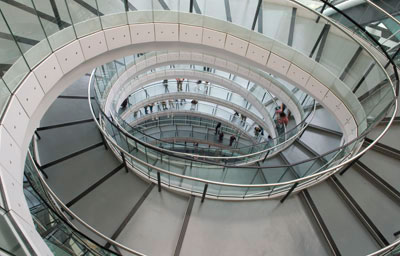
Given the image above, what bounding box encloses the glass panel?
[97,0,127,28]
[0,0,51,68]
[65,0,101,37]
[0,210,27,256]
[32,0,76,50]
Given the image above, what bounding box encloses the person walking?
[229,135,236,146]
[120,98,128,109]
[254,126,261,136]
[163,79,169,92]
[215,122,222,135]
[176,78,184,91]
[219,131,224,142]
[278,112,289,126]
[190,99,198,110]
[168,99,175,109]
[161,101,168,110]
[240,114,247,126]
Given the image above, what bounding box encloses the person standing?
[149,103,154,113]
[229,135,236,146]
[176,78,184,91]
[120,98,128,109]
[144,105,148,114]
[161,101,168,110]
[219,131,224,142]
[190,99,198,110]
[215,122,222,135]
[163,79,169,92]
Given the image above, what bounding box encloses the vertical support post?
[201,184,208,203]
[121,152,128,173]
[157,172,162,192]
[316,2,327,23]
[251,0,262,31]
[189,0,193,13]
[124,0,129,12]
[280,182,298,203]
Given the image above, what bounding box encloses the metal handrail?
[111,92,315,161]
[99,82,316,163]
[89,71,398,184]
[27,151,146,256]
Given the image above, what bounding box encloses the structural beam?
[193,0,201,14]
[309,24,330,62]
[158,0,170,10]
[0,31,39,46]
[72,0,103,16]
[288,8,297,47]
[224,0,232,22]
[339,46,362,81]
[0,0,70,27]
[352,63,376,93]
[251,0,262,31]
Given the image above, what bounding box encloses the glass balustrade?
[94,78,316,164]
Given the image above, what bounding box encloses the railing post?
[157,172,162,192]
[201,184,208,203]
[316,1,327,23]
[280,182,298,203]
[121,152,128,173]
[189,0,193,13]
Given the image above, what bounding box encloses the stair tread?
[337,166,400,243]
[46,147,120,203]
[117,188,188,256]
[308,182,381,256]
[360,149,400,192]
[70,169,150,239]
[40,98,93,127]
[37,122,100,164]
[367,123,400,151]
[179,196,330,256]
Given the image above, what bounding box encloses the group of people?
[215,122,237,146]
[254,126,264,137]
[162,78,185,92]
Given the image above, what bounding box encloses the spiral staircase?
[0,1,399,256]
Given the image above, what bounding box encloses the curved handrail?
[117,102,315,159]
[96,89,316,166]
[90,69,397,172]
[110,81,315,157]
[26,151,146,256]
[96,77,316,163]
